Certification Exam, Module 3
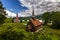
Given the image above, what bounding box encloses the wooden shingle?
[30,19,41,27]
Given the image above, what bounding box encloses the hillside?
[13,14,43,20]
[0,23,60,40]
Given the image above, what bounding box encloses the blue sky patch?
[0,0,28,13]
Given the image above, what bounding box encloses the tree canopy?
[42,11,60,29]
[0,1,6,24]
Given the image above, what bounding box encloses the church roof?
[30,18,41,27]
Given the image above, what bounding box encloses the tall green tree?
[0,1,6,24]
[51,11,60,29]
[42,11,60,29]
[42,12,51,24]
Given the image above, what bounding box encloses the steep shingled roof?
[30,18,41,27]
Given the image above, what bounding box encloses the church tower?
[15,13,20,23]
[26,6,42,32]
[32,6,35,17]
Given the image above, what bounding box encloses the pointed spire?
[16,13,18,19]
[32,6,35,17]
[16,13,19,22]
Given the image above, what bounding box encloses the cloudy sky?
[0,0,60,17]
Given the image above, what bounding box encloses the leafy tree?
[42,11,60,29]
[51,11,60,29]
[0,1,6,24]
[42,12,51,24]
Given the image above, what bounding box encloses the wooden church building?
[14,13,20,23]
[26,7,42,32]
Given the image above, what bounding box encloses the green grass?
[0,23,60,40]
[54,29,60,35]
[47,22,60,35]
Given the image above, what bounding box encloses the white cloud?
[4,0,60,18]
[5,10,16,18]
[5,10,31,18]
[18,10,32,17]
[9,9,14,11]
[19,0,60,16]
